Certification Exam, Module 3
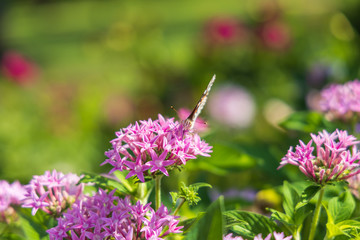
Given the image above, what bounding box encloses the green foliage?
[171,182,212,206]
[225,210,281,239]
[328,191,356,224]
[325,190,360,239]
[79,171,154,203]
[185,196,225,240]
[17,208,54,240]
[269,181,315,238]
[187,143,258,175]
[279,112,336,133]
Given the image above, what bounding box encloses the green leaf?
[189,182,212,190]
[327,222,350,239]
[324,204,357,239]
[329,191,355,224]
[18,209,50,240]
[179,213,205,233]
[300,185,321,204]
[187,143,258,175]
[282,181,300,218]
[170,192,179,206]
[79,172,132,195]
[295,185,320,210]
[337,220,360,231]
[293,203,313,226]
[113,171,135,192]
[224,210,280,239]
[185,196,225,240]
[279,111,335,133]
[269,209,294,226]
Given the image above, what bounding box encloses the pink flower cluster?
[22,170,84,216]
[278,129,360,184]
[102,114,212,182]
[320,80,360,120]
[347,173,360,199]
[0,180,26,222]
[224,232,292,240]
[47,189,182,240]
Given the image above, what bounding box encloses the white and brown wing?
[184,74,216,130]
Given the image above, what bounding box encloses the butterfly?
[183,74,216,130]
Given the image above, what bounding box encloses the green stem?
[137,182,148,205]
[155,175,163,210]
[173,198,185,216]
[308,187,325,240]
[292,225,302,240]
[351,115,358,134]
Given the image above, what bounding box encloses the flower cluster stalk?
[308,187,325,240]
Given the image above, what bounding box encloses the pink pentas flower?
[102,114,212,182]
[47,189,182,240]
[1,51,39,85]
[319,80,360,120]
[347,174,360,199]
[223,232,292,240]
[258,21,292,51]
[278,129,360,184]
[22,170,85,217]
[203,16,249,46]
[0,180,26,223]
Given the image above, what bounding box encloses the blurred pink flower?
[1,51,39,84]
[178,108,208,132]
[0,180,26,223]
[319,79,360,120]
[208,85,255,128]
[347,174,360,199]
[22,170,85,216]
[204,17,249,45]
[258,21,291,51]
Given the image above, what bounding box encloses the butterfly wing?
[184,74,216,130]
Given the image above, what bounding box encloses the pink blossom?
[22,170,85,216]
[203,17,249,45]
[319,80,360,120]
[279,129,360,184]
[347,173,360,199]
[1,51,39,85]
[102,114,212,182]
[0,180,26,222]
[47,189,182,240]
[258,21,291,51]
[208,84,256,128]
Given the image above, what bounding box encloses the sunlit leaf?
[185,196,224,240]
[224,210,280,239]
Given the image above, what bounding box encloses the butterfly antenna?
[170,105,178,114]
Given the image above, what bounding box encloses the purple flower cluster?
[320,80,360,120]
[0,180,26,222]
[102,114,212,182]
[47,189,182,240]
[223,232,292,240]
[279,129,360,184]
[22,170,84,216]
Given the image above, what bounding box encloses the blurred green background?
[1,0,360,209]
